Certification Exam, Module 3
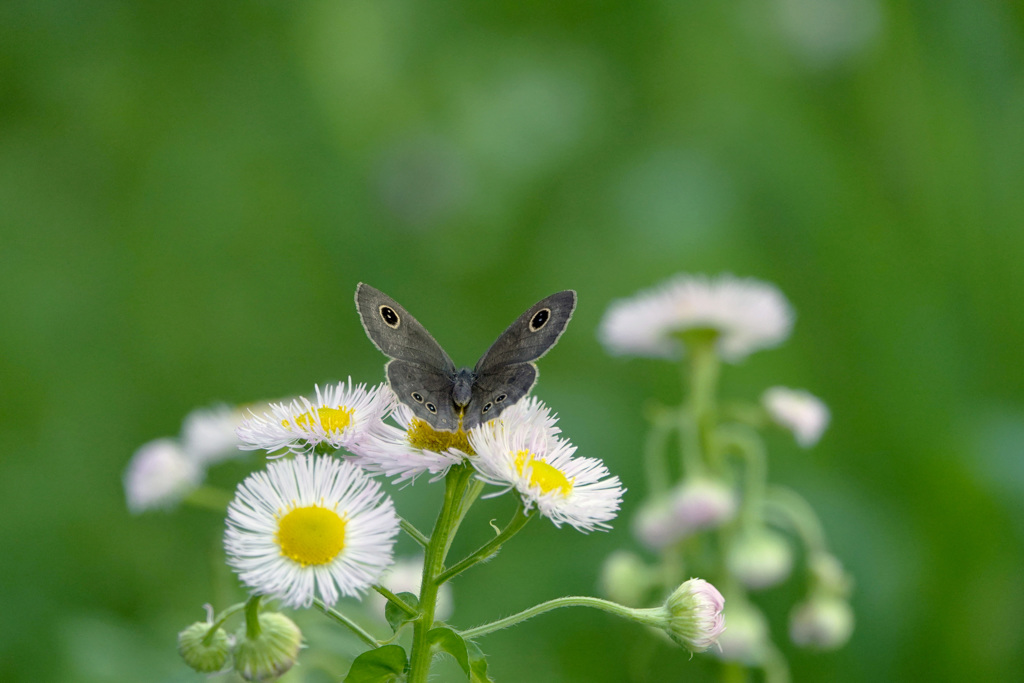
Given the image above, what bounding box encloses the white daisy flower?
[181,403,246,465]
[468,413,624,533]
[224,454,400,608]
[762,387,830,447]
[236,380,392,455]
[124,438,203,514]
[352,394,563,484]
[350,402,471,483]
[599,274,794,362]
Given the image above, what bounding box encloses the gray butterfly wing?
[356,283,458,430]
[463,290,576,429]
[355,283,457,372]
[462,363,537,430]
[473,291,577,371]
[386,360,462,431]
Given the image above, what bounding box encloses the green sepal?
[466,640,494,683]
[428,626,469,678]
[343,645,408,683]
[385,592,420,632]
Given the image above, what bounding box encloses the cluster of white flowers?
[200,380,625,608]
[124,403,250,513]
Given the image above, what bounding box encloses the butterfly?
[355,283,577,431]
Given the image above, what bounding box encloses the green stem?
[458,596,662,640]
[717,424,767,529]
[203,602,245,646]
[243,595,263,640]
[372,585,419,617]
[763,486,827,554]
[399,516,430,547]
[686,336,721,472]
[407,465,473,683]
[312,599,378,648]
[643,409,675,496]
[436,505,533,585]
[446,478,485,557]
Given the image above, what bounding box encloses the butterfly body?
[356,283,576,431]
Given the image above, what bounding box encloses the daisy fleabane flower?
[124,438,203,513]
[236,379,392,455]
[468,404,623,533]
[350,400,471,483]
[762,386,830,447]
[224,454,400,608]
[599,273,794,362]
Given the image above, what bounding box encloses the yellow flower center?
[284,406,355,433]
[514,450,573,497]
[407,418,474,455]
[275,506,347,566]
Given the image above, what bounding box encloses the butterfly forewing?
[474,291,577,373]
[356,283,457,372]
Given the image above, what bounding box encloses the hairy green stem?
[399,516,429,547]
[459,595,660,640]
[407,465,473,683]
[763,486,827,554]
[372,584,419,617]
[717,423,767,529]
[312,599,378,648]
[243,595,263,640]
[436,505,533,585]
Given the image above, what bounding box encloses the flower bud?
[669,477,737,535]
[661,578,726,652]
[632,497,678,549]
[599,551,658,607]
[715,602,769,665]
[790,596,854,650]
[762,387,830,447]
[178,621,231,673]
[234,612,303,681]
[808,552,852,596]
[727,528,793,590]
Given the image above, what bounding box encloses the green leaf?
[343,645,408,683]
[466,640,494,683]
[385,592,420,632]
[428,626,470,678]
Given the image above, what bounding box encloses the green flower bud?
[599,551,658,607]
[661,578,726,652]
[727,528,793,590]
[714,602,769,665]
[177,621,231,673]
[790,596,854,650]
[234,612,303,682]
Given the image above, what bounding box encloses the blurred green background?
[2,0,1023,681]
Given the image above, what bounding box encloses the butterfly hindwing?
[462,363,538,430]
[474,291,577,373]
[386,360,462,431]
[355,283,456,373]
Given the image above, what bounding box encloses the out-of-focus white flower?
[670,477,738,535]
[763,387,830,447]
[236,380,392,455]
[599,274,794,362]
[224,455,399,608]
[124,438,203,514]
[181,404,246,465]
